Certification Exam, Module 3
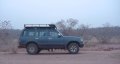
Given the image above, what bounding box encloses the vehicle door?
[37,29,51,48]
[47,30,65,48]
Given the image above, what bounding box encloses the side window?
[49,32,58,37]
[38,29,58,37]
[23,30,36,37]
[29,31,35,36]
[39,31,46,37]
[39,31,54,37]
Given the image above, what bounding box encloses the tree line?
[0,19,120,51]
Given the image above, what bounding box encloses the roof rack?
[24,24,56,28]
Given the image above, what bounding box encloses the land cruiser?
[18,24,84,54]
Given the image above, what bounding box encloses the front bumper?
[79,43,84,48]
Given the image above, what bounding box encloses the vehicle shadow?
[35,52,84,55]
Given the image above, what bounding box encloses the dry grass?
[0,39,18,54]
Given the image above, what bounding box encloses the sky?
[0,0,120,29]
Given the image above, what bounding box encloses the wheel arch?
[26,41,39,48]
[66,41,80,48]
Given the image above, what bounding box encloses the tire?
[26,43,39,55]
[67,43,79,54]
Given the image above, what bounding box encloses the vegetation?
[0,21,20,53]
[56,18,120,46]
[0,19,120,52]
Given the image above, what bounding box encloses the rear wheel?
[26,43,39,55]
[67,43,79,54]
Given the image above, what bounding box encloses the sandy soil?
[0,50,120,64]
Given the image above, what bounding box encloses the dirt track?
[0,50,120,64]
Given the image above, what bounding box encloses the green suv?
[18,24,84,54]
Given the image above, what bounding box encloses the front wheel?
[26,43,39,55]
[67,43,79,54]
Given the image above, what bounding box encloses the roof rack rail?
[24,24,56,28]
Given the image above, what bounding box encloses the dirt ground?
[0,50,120,64]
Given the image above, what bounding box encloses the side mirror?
[58,33,62,38]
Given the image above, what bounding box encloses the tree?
[0,21,17,53]
[0,21,12,39]
[103,22,111,27]
[56,18,78,36]
[77,24,89,36]
[0,21,12,29]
